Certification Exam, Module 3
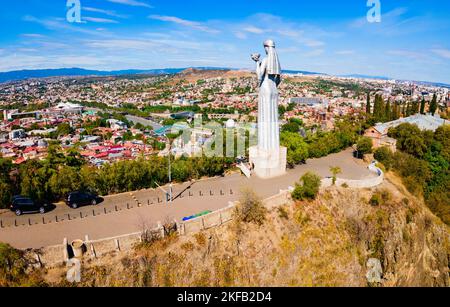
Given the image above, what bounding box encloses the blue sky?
[0,0,449,83]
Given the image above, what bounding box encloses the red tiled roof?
[23,146,37,153]
[13,157,26,164]
[94,152,108,158]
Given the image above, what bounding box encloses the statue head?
[263,39,275,48]
[263,39,275,54]
[263,39,281,75]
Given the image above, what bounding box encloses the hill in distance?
[0,67,231,83]
[0,67,326,84]
[1,67,449,87]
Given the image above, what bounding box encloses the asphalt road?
[85,107,163,131]
[0,149,375,249]
[125,114,163,131]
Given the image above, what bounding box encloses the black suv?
[65,192,98,209]
[11,196,48,216]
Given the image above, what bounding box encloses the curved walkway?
[0,149,375,249]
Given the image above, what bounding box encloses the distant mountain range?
[283,69,325,76]
[340,74,390,80]
[0,67,229,83]
[0,67,448,88]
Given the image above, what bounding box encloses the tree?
[411,100,419,115]
[0,180,13,210]
[0,157,14,209]
[384,100,391,121]
[281,122,300,133]
[430,94,438,116]
[49,165,82,199]
[356,137,373,157]
[420,97,426,115]
[374,147,394,170]
[329,166,342,185]
[366,92,371,114]
[392,102,400,120]
[388,123,427,158]
[281,132,309,167]
[0,243,26,286]
[235,188,266,225]
[292,172,321,201]
[406,101,412,117]
[289,118,303,126]
[55,122,73,137]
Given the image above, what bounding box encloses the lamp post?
[165,131,179,203]
[168,140,173,203]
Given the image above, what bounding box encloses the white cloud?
[21,33,46,38]
[17,48,39,53]
[431,48,450,59]
[336,50,355,55]
[149,15,219,34]
[350,7,408,28]
[83,17,119,24]
[234,32,247,39]
[304,49,325,57]
[84,39,159,50]
[83,7,128,19]
[302,39,325,48]
[243,26,265,34]
[387,50,424,60]
[106,0,153,8]
[22,15,111,37]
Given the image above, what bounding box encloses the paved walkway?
[0,149,374,249]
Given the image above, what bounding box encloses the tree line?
[0,146,233,209]
[374,123,449,225]
[365,92,439,124]
[280,117,363,168]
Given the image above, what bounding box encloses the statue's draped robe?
[257,58,280,153]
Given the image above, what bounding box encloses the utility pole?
[164,133,174,203]
[168,141,173,203]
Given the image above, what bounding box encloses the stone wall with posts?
[29,189,293,268]
[178,189,291,236]
[26,161,384,269]
[33,225,165,268]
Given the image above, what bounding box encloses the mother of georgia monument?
[249,40,287,178]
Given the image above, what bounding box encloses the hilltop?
[36,173,448,287]
[174,68,253,83]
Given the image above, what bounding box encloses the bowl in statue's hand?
[251,53,261,62]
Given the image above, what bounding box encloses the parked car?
[65,192,98,209]
[10,196,49,216]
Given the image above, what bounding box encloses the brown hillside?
[45,173,449,287]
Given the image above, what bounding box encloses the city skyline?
[0,0,450,83]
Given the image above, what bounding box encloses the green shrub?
[356,137,374,156]
[0,243,45,287]
[380,189,392,203]
[370,194,381,206]
[235,188,267,225]
[277,207,289,220]
[374,147,394,170]
[292,172,321,201]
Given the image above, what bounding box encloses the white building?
[9,129,26,140]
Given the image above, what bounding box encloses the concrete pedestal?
[249,146,287,179]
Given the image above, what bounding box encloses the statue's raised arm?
[252,40,281,87]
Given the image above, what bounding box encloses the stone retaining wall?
[30,190,292,268]
[321,162,384,189]
[28,163,383,268]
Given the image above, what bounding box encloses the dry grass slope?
[43,173,449,287]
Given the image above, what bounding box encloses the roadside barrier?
[0,188,236,229]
